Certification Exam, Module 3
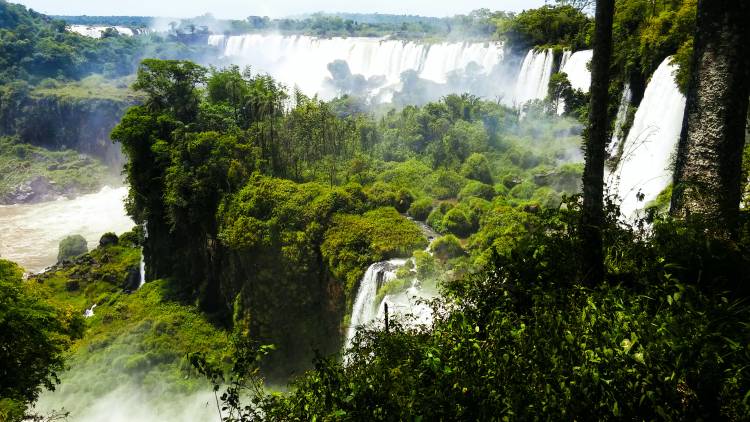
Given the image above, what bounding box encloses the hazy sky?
[12,0,548,19]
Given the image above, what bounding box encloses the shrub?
[430,235,465,261]
[57,235,88,263]
[394,189,414,213]
[408,198,433,221]
[461,153,493,184]
[427,169,466,200]
[458,180,495,201]
[443,208,473,237]
[99,232,119,248]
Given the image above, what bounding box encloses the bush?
[98,232,119,248]
[408,198,433,221]
[427,169,466,200]
[426,203,454,233]
[430,235,465,261]
[458,180,495,201]
[57,235,88,263]
[461,153,493,184]
[510,181,536,200]
[394,189,414,213]
[240,207,750,421]
[443,208,473,237]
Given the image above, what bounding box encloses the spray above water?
[210,34,506,100]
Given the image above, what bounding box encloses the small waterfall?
[512,48,555,107]
[138,253,146,288]
[344,259,406,351]
[344,220,442,355]
[84,304,97,318]
[607,83,633,159]
[609,57,685,217]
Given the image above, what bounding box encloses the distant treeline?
[52,8,592,44]
[51,15,153,28]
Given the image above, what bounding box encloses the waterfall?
[344,258,406,351]
[556,49,593,115]
[559,50,572,72]
[512,48,555,107]
[209,34,504,100]
[68,25,134,38]
[609,57,685,218]
[138,253,146,288]
[84,304,97,318]
[560,49,593,92]
[608,83,633,159]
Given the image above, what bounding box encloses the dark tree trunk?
[671,0,750,238]
[580,0,615,285]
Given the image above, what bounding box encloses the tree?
[0,260,82,422]
[132,59,207,122]
[670,0,750,238]
[580,0,615,285]
[57,234,88,263]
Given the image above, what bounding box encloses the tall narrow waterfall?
[138,253,146,288]
[512,48,555,107]
[608,83,632,158]
[209,34,504,100]
[609,57,685,217]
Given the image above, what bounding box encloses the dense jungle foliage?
[110,58,584,378]
[3,0,748,420]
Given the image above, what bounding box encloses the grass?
[28,243,231,416]
[31,74,141,102]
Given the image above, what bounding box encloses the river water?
[0,186,134,273]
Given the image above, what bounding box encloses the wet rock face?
[2,176,57,204]
[122,267,141,292]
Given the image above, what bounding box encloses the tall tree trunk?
[671,0,750,238]
[580,0,615,285]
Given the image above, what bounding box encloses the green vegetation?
[0,136,118,204]
[499,5,592,51]
[0,259,83,422]
[110,60,582,377]
[4,2,748,420]
[26,238,229,419]
[205,202,750,421]
[57,235,88,263]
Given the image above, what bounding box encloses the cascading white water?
[556,49,593,115]
[559,50,572,72]
[560,49,593,92]
[512,48,555,107]
[344,258,406,351]
[209,34,504,99]
[68,25,134,38]
[609,57,686,217]
[344,221,441,355]
[84,304,97,318]
[0,186,134,273]
[608,83,633,158]
[138,253,146,288]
